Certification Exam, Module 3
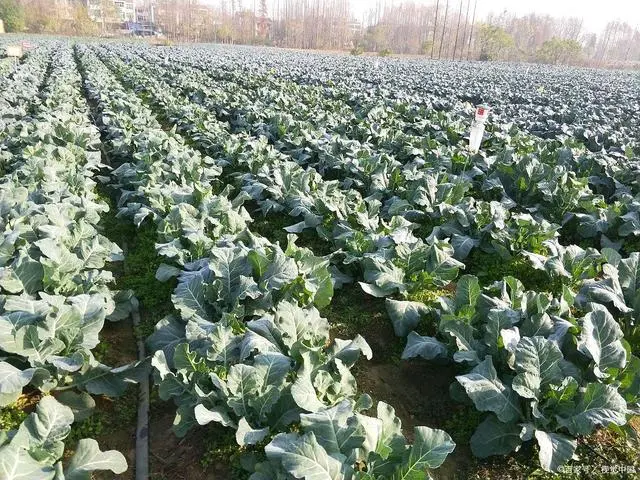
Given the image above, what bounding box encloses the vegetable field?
[0,40,639,479]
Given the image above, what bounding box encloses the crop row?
[90,42,640,474]
[0,44,141,478]
[1,40,638,477]
[81,42,640,474]
[143,44,639,155]
[75,43,456,479]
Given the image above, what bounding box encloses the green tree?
[536,37,583,65]
[0,0,25,32]
[477,23,514,60]
[363,24,390,53]
[71,6,98,36]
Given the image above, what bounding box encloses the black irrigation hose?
[73,42,150,477]
[122,243,149,480]
[132,306,150,480]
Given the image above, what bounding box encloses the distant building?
[348,19,362,35]
[82,0,161,35]
[85,0,103,22]
[114,0,135,22]
[135,0,157,24]
[84,0,134,23]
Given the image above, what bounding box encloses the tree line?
[0,0,638,67]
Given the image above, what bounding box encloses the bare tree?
[438,0,449,58]
[460,0,470,60]
[11,0,640,65]
[431,0,440,58]
[466,0,477,59]
[452,0,464,60]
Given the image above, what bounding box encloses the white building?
[135,0,157,24]
[84,0,103,22]
[114,0,135,22]
[85,0,135,23]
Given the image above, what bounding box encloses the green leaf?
[210,246,260,306]
[172,271,213,323]
[456,356,521,423]
[291,353,325,413]
[454,275,480,311]
[392,426,455,479]
[470,415,521,458]
[0,362,35,395]
[442,321,484,365]
[0,444,55,480]
[558,383,627,436]
[194,404,236,428]
[265,431,350,480]
[577,305,626,378]
[329,336,372,368]
[401,332,448,361]
[64,438,127,479]
[511,337,564,400]
[227,364,263,417]
[385,299,430,337]
[300,400,364,457]
[236,417,270,446]
[534,431,576,473]
[155,263,182,281]
[54,391,95,422]
[12,253,44,295]
[271,301,329,350]
[11,396,74,459]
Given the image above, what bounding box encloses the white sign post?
[469,105,489,153]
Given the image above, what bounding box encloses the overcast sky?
[349,0,640,33]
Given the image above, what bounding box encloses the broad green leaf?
[265,431,350,480]
[392,426,455,479]
[0,362,35,395]
[54,391,95,422]
[291,353,325,413]
[11,396,73,459]
[442,320,483,365]
[401,332,448,361]
[534,431,576,473]
[64,438,127,479]
[456,356,521,423]
[227,364,264,417]
[0,444,55,480]
[172,272,213,323]
[577,305,626,377]
[512,337,564,400]
[236,417,270,446]
[385,299,430,337]
[559,383,627,436]
[470,415,521,458]
[454,275,480,311]
[194,404,236,428]
[300,401,364,456]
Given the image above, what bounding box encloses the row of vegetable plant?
[76,43,457,479]
[0,44,142,478]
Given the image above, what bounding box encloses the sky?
[349,0,640,33]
